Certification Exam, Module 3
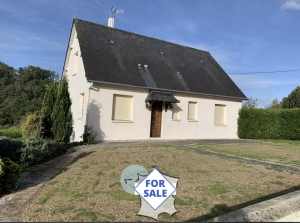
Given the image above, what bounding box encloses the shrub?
[0,127,22,139]
[20,136,67,166]
[0,137,24,162]
[82,125,98,144]
[21,111,42,139]
[238,107,300,140]
[0,158,4,177]
[0,158,21,193]
[0,136,14,160]
[12,139,25,163]
[67,141,86,149]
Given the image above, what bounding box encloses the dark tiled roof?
[73,19,247,100]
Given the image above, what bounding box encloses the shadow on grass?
[16,151,96,192]
[186,184,300,222]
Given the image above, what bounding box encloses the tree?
[51,76,73,142]
[265,98,282,109]
[21,111,42,138]
[41,81,58,139]
[0,62,59,127]
[242,97,257,108]
[281,86,300,109]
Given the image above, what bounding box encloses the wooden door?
[150,101,162,137]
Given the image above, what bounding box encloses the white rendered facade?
[64,26,242,142]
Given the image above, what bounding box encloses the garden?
[12,141,300,222]
[0,76,97,197]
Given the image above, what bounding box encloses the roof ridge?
[73,18,210,54]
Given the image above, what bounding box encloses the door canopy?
[145,91,179,111]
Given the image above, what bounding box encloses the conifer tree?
[51,76,73,142]
[41,81,58,139]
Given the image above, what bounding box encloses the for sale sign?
[134,167,176,210]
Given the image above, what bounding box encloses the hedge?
[0,127,22,139]
[237,107,300,140]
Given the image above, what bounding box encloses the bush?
[238,107,300,140]
[0,158,4,177]
[82,125,98,144]
[0,137,24,162]
[0,127,22,139]
[0,158,21,193]
[0,136,14,160]
[21,112,42,139]
[67,141,86,149]
[20,136,67,166]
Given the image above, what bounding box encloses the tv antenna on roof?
[108,6,125,28]
[110,6,125,18]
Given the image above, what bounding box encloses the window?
[112,94,133,121]
[73,51,78,75]
[214,104,226,125]
[188,102,197,120]
[78,93,84,118]
[172,103,180,120]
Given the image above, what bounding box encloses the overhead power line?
[228,69,300,75]
[242,84,299,91]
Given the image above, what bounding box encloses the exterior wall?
[64,28,242,141]
[88,83,242,141]
[64,26,91,142]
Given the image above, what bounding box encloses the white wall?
[88,84,242,141]
[63,26,91,142]
[64,26,242,142]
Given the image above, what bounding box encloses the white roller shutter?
[112,95,132,120]
[214,104,226,124]
[188,102,197,120]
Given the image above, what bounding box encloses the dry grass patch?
[14,145,300,222]
[196,140,300,167]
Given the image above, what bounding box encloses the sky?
[0,0,300,108]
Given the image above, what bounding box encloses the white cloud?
[229,74,300,90]
[281,0,300,10]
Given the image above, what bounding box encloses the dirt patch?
[14,145,300,222]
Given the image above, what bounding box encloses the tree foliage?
[0,61,58,127]
[265,98,282,109]
[281,86,300,109]
[242,97,257,108]
[41,82,58,139]
[21,111,42,138]
[51,76,73,142]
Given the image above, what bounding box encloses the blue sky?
[1,0,300,107]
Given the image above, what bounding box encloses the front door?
[150,101,162,137]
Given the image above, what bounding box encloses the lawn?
[196,140,300,167]
[14,143,300,222]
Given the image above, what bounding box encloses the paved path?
[0,139,299,222]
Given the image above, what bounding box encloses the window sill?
[77,117,83,120]
[112,120,133,123]
[172,119,181,122]
[188,120,198,122]
[73,73,77,76]
[214,124,227,127]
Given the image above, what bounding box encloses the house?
[62,18,247,142]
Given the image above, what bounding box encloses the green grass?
[203,185,229,195]
[80,165,88,169]
[38,188,58,204]
[102,190,140,201]
[0,127,22,139]
[73,211,98,222]
[96,171,103,176]
[197,141,300,167]
[92,179,99,189]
